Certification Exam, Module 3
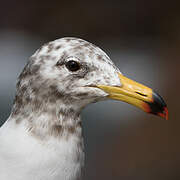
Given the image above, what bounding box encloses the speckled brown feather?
[2,37,121,180]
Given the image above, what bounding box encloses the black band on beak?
[146,91,168,120]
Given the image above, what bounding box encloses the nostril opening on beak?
[135,92,147,97]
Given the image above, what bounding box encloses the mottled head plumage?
[11,37,121,139]
[14,37,121,109]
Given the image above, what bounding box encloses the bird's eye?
[65,60,81,72]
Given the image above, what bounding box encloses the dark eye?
[65,60,81,72]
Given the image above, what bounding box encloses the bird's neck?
[2,103,84,180]
[10,100,83,141]
[7,88,85,179]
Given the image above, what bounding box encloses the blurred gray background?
[0,0,179,179]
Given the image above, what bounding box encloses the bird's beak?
[96,73,168,120]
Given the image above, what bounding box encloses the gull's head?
[15,37,168,119]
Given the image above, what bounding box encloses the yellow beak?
[97,73,168,120]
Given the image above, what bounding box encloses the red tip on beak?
[158,107,168,120]
[144,91,168,120]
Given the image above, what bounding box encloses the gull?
[0,37,168,180]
